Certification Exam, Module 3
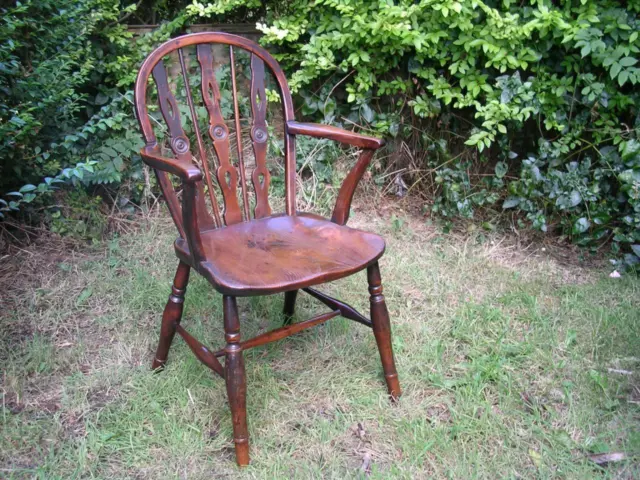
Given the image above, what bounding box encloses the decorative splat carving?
[178,48,222,228]
[152,60,213,230]
[250,54,271,219]
[197,44,242,225]
[152,62,191,161]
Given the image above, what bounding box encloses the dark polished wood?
[367,262,401,400]
[175,324,225,378]
[283,290,298,325]
[229,46,251,222]
[173,214,385,296]
[286,121,385,149]
[223,296,249,466]
[212,309,340,358]
[152,261,191,370]
[332,149,375,226]
[250,54,271,219]
[134,32,400,467]
[302,287,372,328]
[180,48,223,228]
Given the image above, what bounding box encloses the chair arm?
[140,149,203,183]
[140,149,205,263]
[181,182,206,264]
[331,149,375,226]
[286,121,385,150]
[286,121,384,225]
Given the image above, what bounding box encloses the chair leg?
[152,261,191,370]
[283,290,298,325]
[223,295,250,466]
[367,262,401,400]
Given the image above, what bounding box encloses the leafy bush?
[0,1,188,224]
[3,0,639,268]
[187,0,639,266]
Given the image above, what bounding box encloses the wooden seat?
[175,213,385,296]
[134,32,401,467]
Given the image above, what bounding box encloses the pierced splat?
[179,49,222,228]
[250,54,271,218]
[152,62,191,161]
[197,44,242,225]
[152,61,213,230]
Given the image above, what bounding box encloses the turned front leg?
[223,295,250,466]
[152,261,191,370]
[367,262,401,399]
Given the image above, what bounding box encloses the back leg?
[152,261,191,370]
[283,290,298,325]
[367,262,401,399]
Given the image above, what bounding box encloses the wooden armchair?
[134,32,401,466]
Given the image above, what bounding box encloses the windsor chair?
[134,32,401,466]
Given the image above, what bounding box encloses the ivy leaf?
[361,104,374,123]
[19,184,37,193]
[113,157,125,172]
[573,217,590,235]
[619,57,637,67]
[610,62,622,79]
[580,44,591,57]
[502,197,520,209]
[95,92,110,105]
[618,70,629,86]
[495,161,508,179]
[631,245,640,258]
[570,190,582,207]
[102,147,118,158]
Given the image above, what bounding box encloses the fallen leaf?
[529,449,543,468]
[360,451,372,474]
[588,452,626,465]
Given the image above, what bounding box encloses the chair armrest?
[286,121,385,150]
[140,149,205,263]
[332,149,376,225]
[140,149,203,182]
[181,182,206,263]
[286,122,384,224]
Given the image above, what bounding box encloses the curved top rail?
[134,32,295,149]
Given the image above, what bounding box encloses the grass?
[1,206,639,479]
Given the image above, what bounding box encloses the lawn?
[1,205,639,479]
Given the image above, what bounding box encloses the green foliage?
[0,0,128,191]
[3,0,639,267]
[189,0,640,266]
[0,0,187,232]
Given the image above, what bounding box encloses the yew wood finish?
[134,32,400,466]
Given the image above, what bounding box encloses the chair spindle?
[178,48,222,228]
[229,45,251,221]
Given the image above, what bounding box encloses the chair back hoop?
[134,32,297,232]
